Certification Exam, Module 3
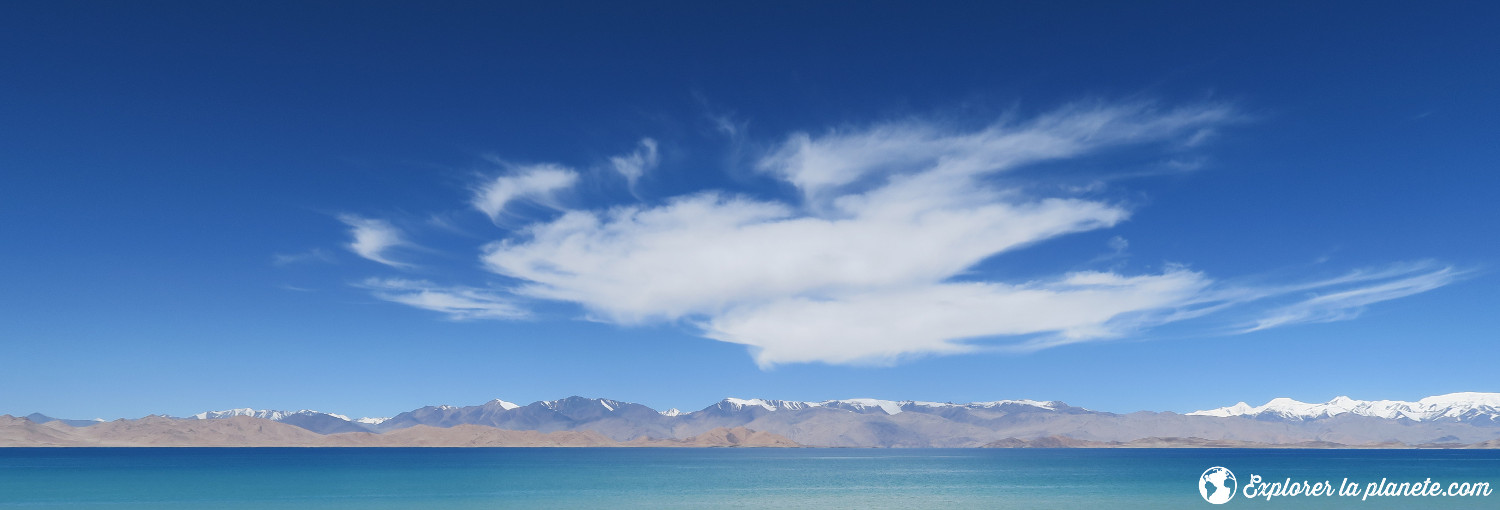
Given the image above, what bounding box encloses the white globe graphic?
[1199,466,1237,504]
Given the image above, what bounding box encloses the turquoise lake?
[2,448,1496,508]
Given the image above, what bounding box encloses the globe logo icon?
[1199,466,1237,504]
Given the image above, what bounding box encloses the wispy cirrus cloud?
[337,100,1461,367]
[272,248,335,267]
[1005,261,1461,353]
[472,164,578,224]
[359,278,527,320]
[1237,262,1462,333]
[339,215,414,268]
[610,138,658,190]
[756,102,1234,205]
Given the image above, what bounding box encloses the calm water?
[1,448,1496,509]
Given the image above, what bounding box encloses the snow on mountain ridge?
[832,398,905,415]
[1189,392,1500,422]
[190,408,329,421]
[182,397,1071,424]
[190,408,390,425]
[534,397,633,412]
[719,398,823,412]
[930,399,1062,411]
[717,398,1064,415]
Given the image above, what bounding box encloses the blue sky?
[3,2,1497,420]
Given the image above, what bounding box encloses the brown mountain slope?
[983,435,1110,448]
[0,415,87,446]
[346,425,621,447]
[630,427,801,447]
[69,416,333,447]
[1465,439,1500,449]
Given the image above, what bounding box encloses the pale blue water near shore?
[2,448,1496,509]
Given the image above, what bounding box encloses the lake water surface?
[2,448,1496,508]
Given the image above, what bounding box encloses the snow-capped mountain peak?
[485,399,519,410]
[659,408,682,417]
[1188,392,1500,422]
[825,398,905,415]
[532,397,630,413]
[1191,401,1256,417]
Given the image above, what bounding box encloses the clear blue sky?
[3,2,1496,420]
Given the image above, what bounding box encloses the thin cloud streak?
[1007,262,1465,353]
[272,248,335,267]
[1240,263,1462,332]
[359,278,528,320]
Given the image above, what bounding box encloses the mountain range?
[1188,392,1500,423]
[0,415,799,448]
[9,393,1500,448]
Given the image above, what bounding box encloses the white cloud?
[757,102,1234,205]
[609,138,659,189]
[339,215,413,268]
[483,191,1129,325]
[342,101,1458,367]
[472,164,579,223]
[473,102,1258,365]
[704,270,1214,367]
[272,248,334,267]
[359,278,527,320]
[1240,263,1460,332]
